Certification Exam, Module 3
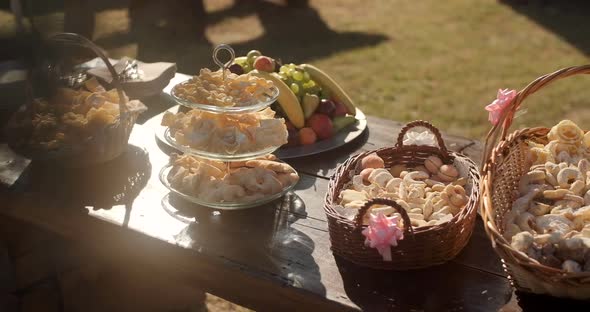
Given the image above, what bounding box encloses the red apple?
[253,56,275,72]
[333,100,348,116]
[307,114,333,140]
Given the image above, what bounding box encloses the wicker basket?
[324,120,481,270]
[481,65,590,300]
[4,33,146,167]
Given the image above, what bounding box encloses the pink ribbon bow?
[485,89,517,125]
[361,213,404,261]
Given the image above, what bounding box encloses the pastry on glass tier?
[161,108,288,155]
[172,68,275,107]
[166,154,299,203]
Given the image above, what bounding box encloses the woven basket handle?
[482,64,590,169]
[48,32,128,116]
[355,198,414,236]
[396,120,449,154]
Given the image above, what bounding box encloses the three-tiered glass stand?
[159,44,297,209]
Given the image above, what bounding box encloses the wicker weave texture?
[325,120,481,270]
[481,65,590,299]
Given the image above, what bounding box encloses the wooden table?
[2,74,583,311]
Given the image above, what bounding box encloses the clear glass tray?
[170,80,279,114]
[159,165,297,210]
[163,128,280,161]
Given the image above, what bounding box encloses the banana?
[250,70,305,128]
[300,64,356,115]
[233,56,248,64]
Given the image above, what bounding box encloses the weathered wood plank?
[0,217,61,258]
[0,72,506,311]
[452,219,506,277]
[20,281,61,312]
[0,243,15,294]
[332,257,510,312]
[57,258,209,312]
[0,293,18,312]
[137,120,508,277]
[0,193,353,311]
[498,290,590,311]
[0,121,508,311]
[0,127,508,308]
[1,190,513,312]
[0,123,355,310]
[13,239,63,291]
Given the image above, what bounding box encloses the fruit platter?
[227,50,367,159]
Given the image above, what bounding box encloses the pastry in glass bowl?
[5,77,147,166]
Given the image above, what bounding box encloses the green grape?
[247,50,261,65]
[286,68,295,77]
[284,75,294,85]
[292,71,303,81]
[290,83,300,94]
[242,63,252,73]
[303,71,310,81]
[279,72,289,81]
[297,81,305,93]
[288,63,297,70]
[279,65,289,74]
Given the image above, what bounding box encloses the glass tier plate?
[163,128,280,161]
[159,165,297,210]
[170,80,279,114]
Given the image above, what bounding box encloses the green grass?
[3,0,590,141]
[308,0,590,139]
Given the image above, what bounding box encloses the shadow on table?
[335,256,512,311]
[507,291,590,311]
[499,0,590,55]
[162,191,327,298]
[23,143,151,226]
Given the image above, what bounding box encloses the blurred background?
[1,0,590,138]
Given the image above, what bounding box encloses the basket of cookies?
[481,65,590,299]
[4,33,146,167]
[324,120,480,270]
